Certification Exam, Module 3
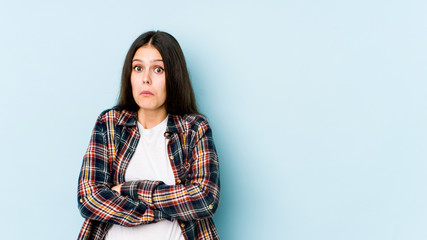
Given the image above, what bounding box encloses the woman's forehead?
[133,45,163,62]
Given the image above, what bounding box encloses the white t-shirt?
[105,116,185,240]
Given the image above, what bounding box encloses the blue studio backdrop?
[0,0,426,239]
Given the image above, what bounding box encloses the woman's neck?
[137,108,168,129]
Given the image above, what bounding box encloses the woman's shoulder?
[170,113,211,133]
[95,107,136,125]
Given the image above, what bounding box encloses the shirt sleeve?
[77,112,170,226]
[120,119,220,222]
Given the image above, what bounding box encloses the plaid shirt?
[77,108,220,240]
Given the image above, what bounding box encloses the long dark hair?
[115,31,199,115]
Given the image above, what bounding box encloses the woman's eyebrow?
[132,59,163,62]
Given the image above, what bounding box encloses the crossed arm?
[77,116,169,226]
[118,121,220,222]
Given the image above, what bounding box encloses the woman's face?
[131,45,167,114]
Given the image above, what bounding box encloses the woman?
[77,31,220,240]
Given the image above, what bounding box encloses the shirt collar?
[166,115,180,133]
[116,109,182,134]
[116,109,138,126]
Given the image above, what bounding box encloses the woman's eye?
[154,67,164,73]
[133,66,142,71]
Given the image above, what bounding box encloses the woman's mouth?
[140,90,154,96]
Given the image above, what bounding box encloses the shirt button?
[79,198,83,203]
[180,223,185,228]
[177,179,181,184]
[169,156,174,160]
[208,204,214,210]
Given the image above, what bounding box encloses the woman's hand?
[112,184,123,193]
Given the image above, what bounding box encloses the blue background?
[1,0,426,239]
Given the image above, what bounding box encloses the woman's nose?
[142,71,151,84]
